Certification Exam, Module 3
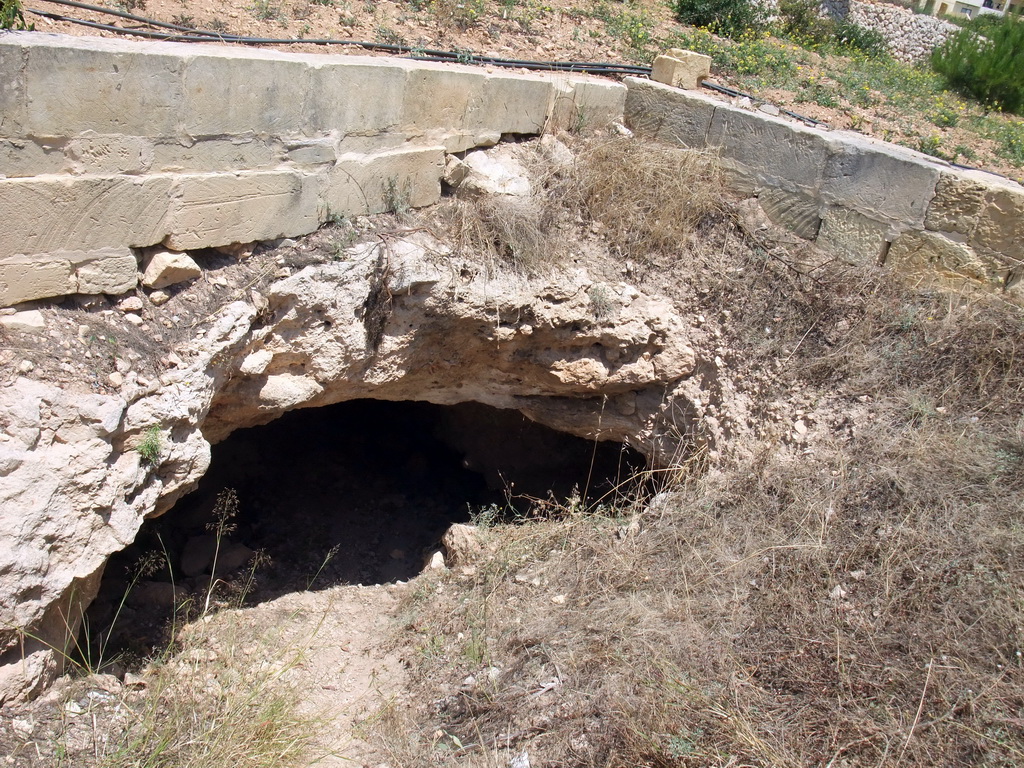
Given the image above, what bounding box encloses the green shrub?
[776,0,886,56]
[1,0,32,29]
[670,0,767,39]
[931,13,1024,114]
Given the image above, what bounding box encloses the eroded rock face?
[0,232,696,703]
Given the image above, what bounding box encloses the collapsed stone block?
[651,49,712,90]
[142,249,202,290]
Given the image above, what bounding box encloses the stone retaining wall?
[822,0,957,62]
[0,33,624,307]
[626,78,1023,296]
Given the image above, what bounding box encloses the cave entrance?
[87,400,645,663]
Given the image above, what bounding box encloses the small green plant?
[469,502,504,528]
[588,283,616,320]
[249,0,285,21]
[383,177,412,217]
[172,13,196,28]
[796,76,840,108]
[776,0,886,56]
[430,0,485,30]
[931,13,1024,115]
[376,24,406,45]
[137,425,163,466]
[990,118,1024,165]
[603,4,656,61]
[0,0,33,30]
[917,133,947,159]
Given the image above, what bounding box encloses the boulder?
[142,250,202,290]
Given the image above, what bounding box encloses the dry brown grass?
[439,194,563,276]
[375,135,1024,767]
[565,136,727,261]
[428,135,728,278]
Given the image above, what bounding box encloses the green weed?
[137,426,163,466]
[0,0,32,29]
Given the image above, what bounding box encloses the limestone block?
[165,170,319,250]
[651,49,712,90]
[925,171,985,236]
[0,254,75,306]
[623,77,716,149]
[548,76,626,133]
[22,37,184,137]
[973,183,1024,258]
[0,37,27,137]
[321,146,444,217]
[142,250,202,290]
[306,58,407,135]
[151,137,281,174]
[757,187,822,239]
[468,71,551,142]
[403,66,486,150]
[182,52,309,137]
[65,134,153,175]
[708,103,832,191]
[71,248,139,295]
[822,132,940,227]
[0,138,65,179]
[0,175,172,254]
[889,230,1001,286]
[0,248,139,306]
[0,310,45,332]
[817,207,890,265]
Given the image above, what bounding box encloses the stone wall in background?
[626,78,1023,297]
[822,0,958,62]
[0,33,624,307]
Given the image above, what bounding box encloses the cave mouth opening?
[85,399,647,665]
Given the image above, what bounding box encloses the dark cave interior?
[84,399,646,664]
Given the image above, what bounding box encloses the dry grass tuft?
[439,194,562,276]
[566,137,727,260]
[98,618,316,768]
